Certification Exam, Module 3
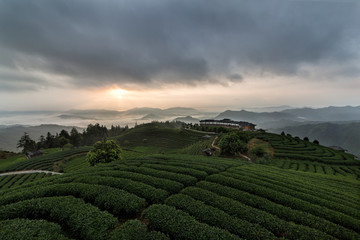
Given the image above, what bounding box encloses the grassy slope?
[0,125,359,240]
[115,124,205,152]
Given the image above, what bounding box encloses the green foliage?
[70,127,82,147]
[116,123,204,150]
[206,173,360,234]
[0,196,117,240]
[109,220,169,240]
[1,127,360,240]
[250,145,272,164]
[186,184,337,240]
[17,132,36,153]
[1,147,91,173]
[165,194,275,240]
[0,182,146,216]
[72,175,169,204]
[87,140,123,166]
[0,219,69,240]
[94,170,184,193]
[219,132,248,155]
[251,145,267,157]
[142,204,241,240]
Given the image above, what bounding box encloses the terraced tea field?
[251,132,360,179]
[0,147,91,173]
[0,172,55,190]
[0,151,359,240]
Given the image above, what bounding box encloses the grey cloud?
[228,74,244,82]
[0,71,49,92]
[0,0,359,90]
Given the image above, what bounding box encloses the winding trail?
[239,153,252,162]
[0,170,63,176]
[211,136,220,151]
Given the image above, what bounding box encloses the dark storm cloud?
[0,0,359,90]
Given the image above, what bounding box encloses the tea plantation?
[0,127,359,240]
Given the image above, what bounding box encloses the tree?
[82,124,108,145]
[59,130,70,139]
[70,128,82,147]
[17,132,36,153]
[86,140,123,166]
[37,135,46,149]
[58,136,70,149]
[219,132,248,155]
[45,132,55,148]
[313,139,319,145]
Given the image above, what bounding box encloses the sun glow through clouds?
[109,88,129,99]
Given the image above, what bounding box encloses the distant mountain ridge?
[215,106,360,128]
[59,107,201,120]
[0,124,82,153]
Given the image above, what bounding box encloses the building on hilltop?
[200,119,256,130]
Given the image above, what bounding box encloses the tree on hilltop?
[86,140,123,166]
[17,132,36,153]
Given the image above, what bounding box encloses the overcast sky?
[0,0,359,111]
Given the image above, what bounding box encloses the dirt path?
[239,153,252,162]
[211,136,220,151]
[0,170,63,176]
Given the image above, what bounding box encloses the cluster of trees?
[218,132,250,155]
[281,131,319,144]
[17,124,128,154]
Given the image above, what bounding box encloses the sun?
[109,88,129,99]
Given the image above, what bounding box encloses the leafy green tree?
[219,132,248,155]
[58,136,70,149]
[17,132,36,153]
[86,140,123,166]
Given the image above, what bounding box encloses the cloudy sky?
[0,0,359,111]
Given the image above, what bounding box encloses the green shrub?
[0,218,69,240]
[165,194,274,240]
[87,140,123,166]
[0,196,118,240]
[142,204,240,240]
[219,132,248,155]
[109,220,169,240]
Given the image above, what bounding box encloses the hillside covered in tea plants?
[0,123,359,240]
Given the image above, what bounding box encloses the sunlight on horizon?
[109,88,129,99]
